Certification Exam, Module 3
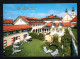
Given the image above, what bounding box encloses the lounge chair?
[24,39,27,42]
[12,48,21,54]
[50,49,59,56]
[13,45,19,48]
[43,47,49,53]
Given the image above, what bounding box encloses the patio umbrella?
[25,36,32,39]
[14,40,20,43]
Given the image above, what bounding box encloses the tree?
[61,29,72,43]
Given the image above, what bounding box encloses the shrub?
[74,25,77,29]
[38,33,45,40]
[29,32,39,39]
[29,33,45,40]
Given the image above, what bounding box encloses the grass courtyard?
[4,39,51,57]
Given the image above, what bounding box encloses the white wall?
[62,13,72,22]
[14,17,28,25]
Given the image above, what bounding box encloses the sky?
[3,3,77,20]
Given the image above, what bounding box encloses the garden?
[4,29,72,57]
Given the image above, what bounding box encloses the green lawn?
[4,39,51,57]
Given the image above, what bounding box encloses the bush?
[38,33,45,40]
[74,25,77,29]
[29,32,39,39]
[53,34,58,43]
[29,33,45,40]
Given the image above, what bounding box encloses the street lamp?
[62,45,64,57]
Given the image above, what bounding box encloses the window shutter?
[4,40,7,48]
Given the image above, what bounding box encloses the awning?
[42,26,50,29]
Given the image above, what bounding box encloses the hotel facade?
[3,8,77,48]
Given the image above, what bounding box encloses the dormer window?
[52,23,56,26]
[59,23,63,28]
[59,23,63,26]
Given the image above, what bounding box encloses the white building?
[62,7,76,22]
[3,7,77,48]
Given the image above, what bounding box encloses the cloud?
[4,9,77,19]
[7,17,12,19]
[56,12,65,17]
[29,10,60,18]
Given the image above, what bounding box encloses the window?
[13,31,16,34]
[24,34,27,38]
[59,23,63,26]
[13,36,18,43]
[56,28,58,32]
[53,28,54,30]
[16,30,20,33]
[10,31,13,34]
[60,28,62,32]
[52,23,56,26]
[36,24,38,26]
[3,32,7,36]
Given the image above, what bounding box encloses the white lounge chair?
[43,47,49,53]
[12,48,21,54]
[24,39,27,42]
[13,45,19,48]
[50,49,59,56]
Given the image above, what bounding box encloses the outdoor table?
[48,49,52,53]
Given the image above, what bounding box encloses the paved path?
[68,27,76,40]
[68,27,78,55]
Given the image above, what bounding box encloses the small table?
[48,49,52,53]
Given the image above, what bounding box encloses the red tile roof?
[72,23,77,25]
[46,22,71,27]
[3,19,13,24]
[20,16,30,22]
[62,22,71,27]
[3,25,32,32]
[20,16,40,22]
[70,16,77,22]
[41,15,62,20]
[29,21,46,23]
[55,22,60,27]
[46,22,53,26]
